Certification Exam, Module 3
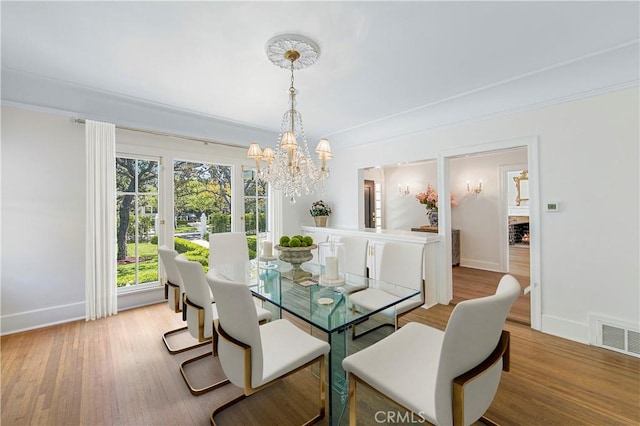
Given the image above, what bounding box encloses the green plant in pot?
[310,200,331,227]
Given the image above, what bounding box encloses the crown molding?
[326,41,640,150]
[1,68,276,147]
[2,40,638,151]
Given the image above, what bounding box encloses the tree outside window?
[116,157,159,287]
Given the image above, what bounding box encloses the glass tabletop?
[251,260,420,334]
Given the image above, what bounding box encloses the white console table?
[301,226,441,308]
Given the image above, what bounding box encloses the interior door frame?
[499,163,528,272]
[437,135,541,330]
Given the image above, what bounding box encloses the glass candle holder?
[318,241,346,287]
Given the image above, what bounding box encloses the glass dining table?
[221,259,420,425]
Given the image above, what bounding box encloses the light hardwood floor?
[453,245,531,325]
[2,299,639,425]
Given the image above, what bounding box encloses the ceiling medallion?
[265,34,320,70]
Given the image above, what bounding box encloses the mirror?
[514,169,529,206]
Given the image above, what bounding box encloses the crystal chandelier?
[247,34,332,203]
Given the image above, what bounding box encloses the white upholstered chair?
[157,246,210,354]
[209,231,250,268]
[342,274,521,426]
[174,255,272,395]
[348,241,424,337]
[335,235,369,277]
[208,273,330,425]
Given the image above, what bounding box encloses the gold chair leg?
[211,325,219,357]
[318,355,326,421]
[302,355,327,426]
[180,351,230,396]
[349,373,357,426]
[210,393,248,426]
[479,416,500,426]
[162,326,211,355]
[210,355,326,425]
[303,356,327,426]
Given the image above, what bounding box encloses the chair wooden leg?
[180,351,230,396]
[162,326,211,355]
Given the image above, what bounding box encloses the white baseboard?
[459,258,503,273]
[1,287,165,336]
[1,301,85,335]
[420,301,438,310]
[117,286,165,311]
[541,314,590,344]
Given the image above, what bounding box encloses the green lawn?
[116,236,255,287]
[175,225,198,233]
[117,243,160,287]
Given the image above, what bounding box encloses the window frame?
[115,154,162,293]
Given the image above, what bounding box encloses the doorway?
[438,136,540,329]
[364,179,375,228]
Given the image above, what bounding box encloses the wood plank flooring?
[2,300,639,425]
[508,245,530,277]
[453,245,531,325]
[401,306,640,426]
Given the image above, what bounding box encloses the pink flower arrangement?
[416,184,457,211]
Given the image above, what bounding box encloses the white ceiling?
[2,1,639,149]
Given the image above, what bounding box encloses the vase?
[275,244,317,282]
[314,216,328,227]
[426,209,438,227]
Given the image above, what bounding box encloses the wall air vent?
[590,315,640,358]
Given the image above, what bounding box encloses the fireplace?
[509,222,530,245]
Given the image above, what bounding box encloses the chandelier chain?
[290,60,295,93]
[289,60,296,133]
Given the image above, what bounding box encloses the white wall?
[1,106,252,334]
[449,149,527,271]
[2,108,87,331]
[320,87,639,344]
[3,87,639,345]
[383,161,437,231]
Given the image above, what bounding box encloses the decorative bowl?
[275,244,317,282]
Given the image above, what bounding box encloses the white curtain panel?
[269,188,283,244]
[85,120,117,320]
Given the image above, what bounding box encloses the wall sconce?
[398,184,410,196]
[467,180,483,194]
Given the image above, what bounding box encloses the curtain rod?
[72,118,245,150]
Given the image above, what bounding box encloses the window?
[243,168,268,259]
[116,156,159,288]
[173,160,232,268]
